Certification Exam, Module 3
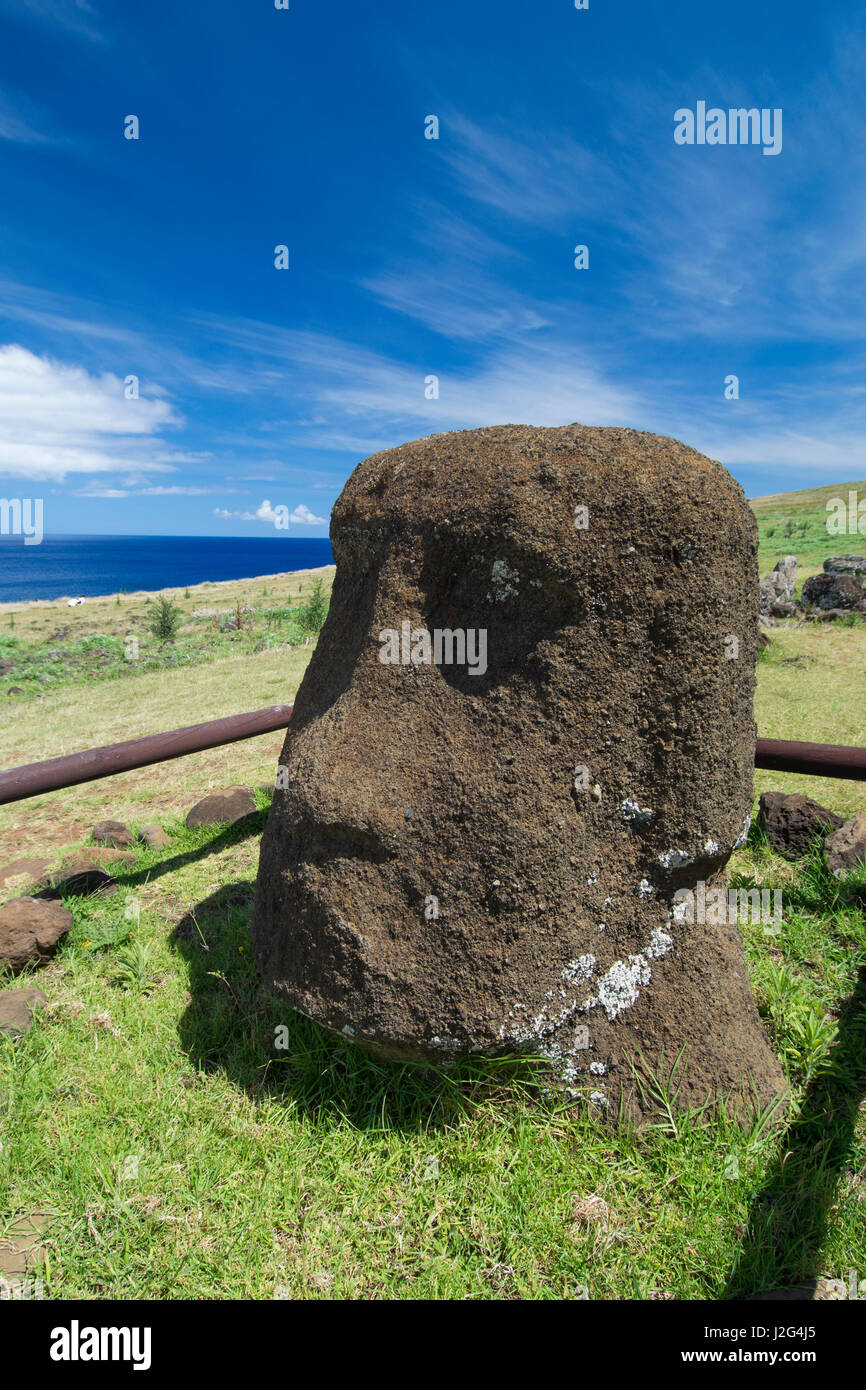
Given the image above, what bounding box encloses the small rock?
[0,897,73,971]
[824,814,866,877]
[139,824,171,850]
[769,600,798,619]
[92,819,136,848]
[7,687,23,696]
[0,987,47,1037]
[186,785,257,828]
[807,607,852,622]
[758,792,844,860]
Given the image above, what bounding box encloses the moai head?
[251,424,785,1119]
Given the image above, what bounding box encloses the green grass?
[0,574,332,702]
[2,808,864,1300]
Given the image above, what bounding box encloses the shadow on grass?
[169,881,547,1137]
[33,811,270,904]
[723,961,866,1299]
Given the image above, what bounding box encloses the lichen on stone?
[487,558,520,601]
[621,798,654,826]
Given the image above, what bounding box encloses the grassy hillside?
[750,478,866,581]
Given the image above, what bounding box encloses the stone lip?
[251,423,785,1120]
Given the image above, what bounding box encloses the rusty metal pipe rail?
[0,708,864,806]
[754,737,866,782]
[0,704,294,805]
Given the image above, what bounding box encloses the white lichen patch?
[589,1061,607,1076]
[498,954,599,1046]
[704,838,720,855]
[589,1090,609,1107]
[645,925,673,958]
[657,847,694,871]
[621,798,654,826]
[487,558,520,601]
[637,878,654,898]
[581,920,675,1022]
[561,955,597,987]
[587,955,651,1020]
[733,811,752,849]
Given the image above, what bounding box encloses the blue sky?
[0,0,863,535]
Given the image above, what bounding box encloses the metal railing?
[0,706,864,805]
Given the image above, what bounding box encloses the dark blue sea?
[0,535,334,603]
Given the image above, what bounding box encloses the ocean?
[0,535,335,603]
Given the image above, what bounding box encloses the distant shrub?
[298,578,329,635]
[145,594,183,643]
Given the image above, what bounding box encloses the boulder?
[759,558,798,614]
[139,824,171,850]
[250,423,785,1120]
[186,786,257,828]
[0,987,46,1037]
[824,815,866,877]
[757,792,844,860]
[769,600,799,619]
[759,575,781,615]
[0,897,73,971]
[91,819,136,848]
[823,555,866,576]
[772,555,797,598]
[801,572,864,611]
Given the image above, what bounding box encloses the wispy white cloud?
[0,344,181,480]
[0,87,51,144]
[0,0,104,42]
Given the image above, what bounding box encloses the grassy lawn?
[1,500,866,1301]
[1,813,864,1300]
